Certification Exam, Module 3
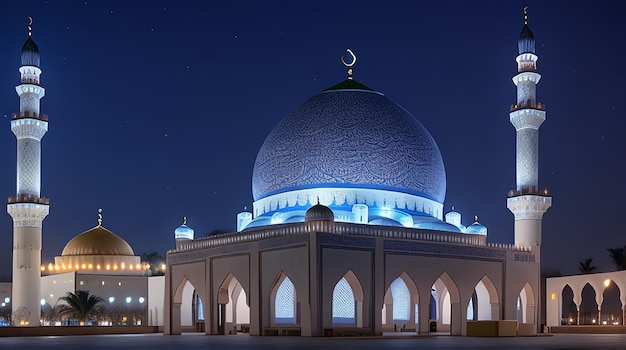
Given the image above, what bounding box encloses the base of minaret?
[7,202,49,326]
[507,194,551,260]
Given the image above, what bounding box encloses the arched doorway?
[517,282,536,325]
[560,284,576,325]
[601,279,623,325]
[332,270,364,328]
[217,274,250,334]
[580,283,597,325]
[382,272,419,333]
[467,276,499,321]
[172,277,205,334]
[431,273,461,335]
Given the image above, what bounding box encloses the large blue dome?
[252,80,446,204]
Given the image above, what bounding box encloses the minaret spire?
[27,17,32,37]
[7,19,50,326]
[506,9,551,256]
[341,48,357,80]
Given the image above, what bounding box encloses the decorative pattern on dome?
[252,88,446,203]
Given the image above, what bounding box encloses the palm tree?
[607,246,626,271]
[58,290,103,325]
[578,258,597,274]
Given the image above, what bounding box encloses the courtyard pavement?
[2,333,626,349]
[0,333,626,350]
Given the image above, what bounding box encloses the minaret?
[7,18,50,326]
[506,8,551,257]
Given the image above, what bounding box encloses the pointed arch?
[468,275,499,321]
[580,282,597,325]
[332,270,364,327]
[601,279,622,325]
[382,272,419,330]
[217,272,250,334]
[518,282,536,324]
[560,284,576,325]
[172,276,204,333]
[270,271,298,325]
[431,272,461,335]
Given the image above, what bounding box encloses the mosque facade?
[163,14,551,336]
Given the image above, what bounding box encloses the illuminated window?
[197,295,204,321]
[390,278,410,321]
[332,277,355,325]
[275,276,296,324]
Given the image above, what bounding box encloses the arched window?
[390,278,410,321]
[430,288,438,320]
[275,276,296,324]
[332,277,355,325]
[197,294,204,321]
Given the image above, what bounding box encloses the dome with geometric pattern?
[250,79,446,227]
[253,80,445,203]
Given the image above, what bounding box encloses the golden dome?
[61,225,135,256]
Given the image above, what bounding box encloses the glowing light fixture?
[108,297,114,303]
[139,297,145,304]
[40,299,46,306]
[126,297,131,304]
[604,279,611,287]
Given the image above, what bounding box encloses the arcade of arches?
[546,271,626,327]
[164,229,540,336]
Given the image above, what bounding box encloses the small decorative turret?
[305,199,334,222]
[175,217,194,241]
[237,207,252,232]
[465,215,487,235]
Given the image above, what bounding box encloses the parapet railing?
[175,220,532,254]
[510,102,546,112]
[12,111,48,121]
[8,194,50,204]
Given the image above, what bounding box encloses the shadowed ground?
[2,333,626,350]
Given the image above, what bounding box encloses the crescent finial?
[523,6,528,25]
[98,208,103,226]
[341,48,357,80]
[183,216,187,225]
[27,16,33,37]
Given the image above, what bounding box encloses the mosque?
[6,11,553,336]
[5,21,165,328]
[162,12,551,336]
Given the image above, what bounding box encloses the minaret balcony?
[8,194,50,205]
[510,102,545,112]
[507,188,550,198]
[12,111,48,122]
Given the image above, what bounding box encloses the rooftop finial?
[317,196,320,205]
[27,16,33,37]
[523,6,528,25]
[98,208,103,226]
[341,48,357,80]
[183,216,187,225]
[474,215,479,222]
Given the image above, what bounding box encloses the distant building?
[163,12,551,336]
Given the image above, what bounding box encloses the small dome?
[518,24,535,54]
[61,225,134,256]
[417,221,462,233]
[21,37,40,67]
[465,219,487,235]
[175,224,194,240]
[305,203,334,222]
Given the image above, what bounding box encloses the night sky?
[0,1,624,281]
